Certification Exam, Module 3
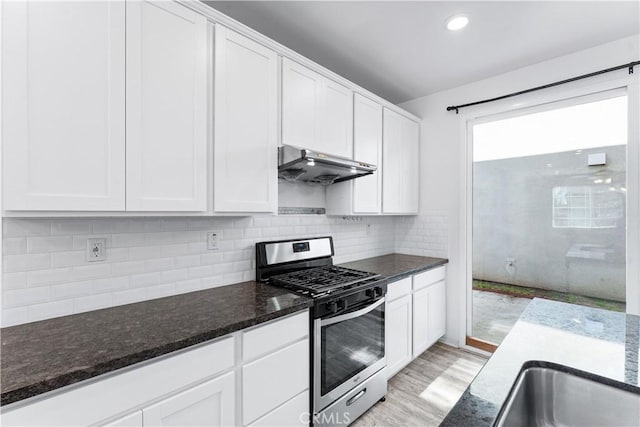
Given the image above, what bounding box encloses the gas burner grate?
[270,266,379,296]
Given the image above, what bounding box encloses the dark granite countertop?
[339,254,448,282]
[442,298,640,426]
[0,282,312,406]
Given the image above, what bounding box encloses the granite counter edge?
[384,258,449,282]
[0,302,312,407]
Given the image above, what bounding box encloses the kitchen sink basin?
[494,361,640,427]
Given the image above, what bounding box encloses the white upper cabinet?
[125,1,208,212]
[282,58,353,157]
[382,108,420,214]
[353,94,383,213]
[281,58,323,150]
[322,78,354,158]
[326,93,383,215]
[214,25,278,213]
[2,1,126,211]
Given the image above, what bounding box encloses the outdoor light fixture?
[446,14,469,31]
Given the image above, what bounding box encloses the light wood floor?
[352,343,488,427]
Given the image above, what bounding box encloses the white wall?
[400,34,640,347]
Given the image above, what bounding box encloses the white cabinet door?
[126,0,208,211]
[412,287,429,358]
[282,58,323,150]
[352,94,383,213]
[385,294,413,378]
[382,109,419,214]
[214,25,278,213]
[427,280,446,346]
[143,372,235,427]
[282,58,353,157]
[2,1,126,211]
[243,340,309,425]
[104,411,143,427]
[322,79,353,158]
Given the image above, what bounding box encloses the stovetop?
[269,265,381,297]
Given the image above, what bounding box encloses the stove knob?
[327,301,338,314]
[367,288,381,298]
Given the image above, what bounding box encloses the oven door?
[314,297,386,412]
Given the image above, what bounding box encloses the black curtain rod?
[446,60,640,114]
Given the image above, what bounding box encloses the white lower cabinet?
[0,311,310,427]
[250,390,309,427]
[105,411,143,427]
[412,287,430,357]
[143,373,235,426]
[385,266,447,379]
[385,293,413,378]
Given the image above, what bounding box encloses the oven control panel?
[314,281,387,318]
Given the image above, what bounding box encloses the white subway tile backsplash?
[73,263,111,281]
[51,251,86,267]
[111,261,146,276]
[3,286,51,308]
[189,265,216,279]
[4,253,50,272]
[51,281,93,300]
[112,288,147,306]
[2,213,446,327]
[27,268,74,287]
[93,276,130,293]
[3,272,27,290]
[27,236,73,253]
[26,300,74,323]
[112,233,146,248]
[74,293,114,313]
[3,219,51,237]
[2,307,27,326]
[4,237,27,255]
[130,272,163,288]
[51,219,93,236]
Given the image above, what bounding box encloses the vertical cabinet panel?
[352,94,383,213]
[385,294,413,378]
[282,58,353,158]
[382,109,419,214]
[214,25,278,213]
[2,1,126,211]
[323,79,353,158]
[281,58,324,150]
[126,0,208,211]
[412,287,430,358]
[427,280,447,346]
[143,372,235,427]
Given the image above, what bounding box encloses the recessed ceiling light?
[446,14,469,31]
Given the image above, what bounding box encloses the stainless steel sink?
[494,362,640,427]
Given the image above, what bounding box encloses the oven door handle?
[320,297,384,327]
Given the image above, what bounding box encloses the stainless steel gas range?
[256,236,388,427]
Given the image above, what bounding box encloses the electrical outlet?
[207,231,221,250]
[87,238,107,262]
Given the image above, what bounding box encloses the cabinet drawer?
[243,310,309,362]
[242,340,309,425]
[413,266,446,291]
[250,390,309,427]
[386,277,412,301]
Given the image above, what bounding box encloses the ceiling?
[206,1,640,104]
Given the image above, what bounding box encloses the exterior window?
[552,186,624,229]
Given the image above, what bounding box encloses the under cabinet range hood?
[278,145,376,185]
